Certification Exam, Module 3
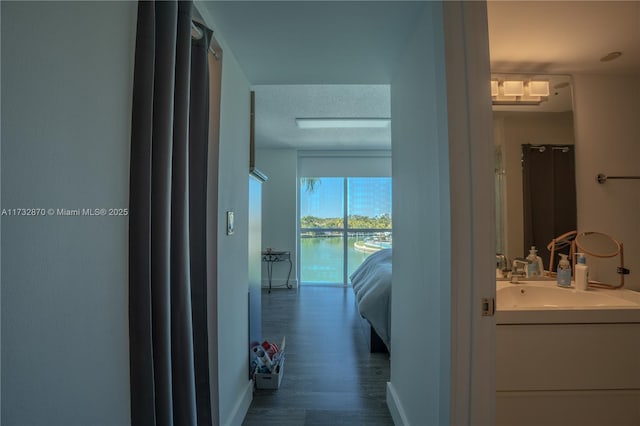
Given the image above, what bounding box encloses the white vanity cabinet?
[496,322,640,425]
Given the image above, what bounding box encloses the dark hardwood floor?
[243,286,393,426]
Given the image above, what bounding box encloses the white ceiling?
[488,1,640,75]
[253,85,390,150]
[203,1,425,84]
[201,1,640,150]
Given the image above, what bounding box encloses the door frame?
[444,1,496,424]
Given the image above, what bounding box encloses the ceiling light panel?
[296,118,390,129]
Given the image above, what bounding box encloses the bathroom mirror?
[573,231,627,289]
[493,74,576,264]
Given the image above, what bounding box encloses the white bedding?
[350,248,392,351]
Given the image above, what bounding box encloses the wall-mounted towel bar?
[596,173,640,184]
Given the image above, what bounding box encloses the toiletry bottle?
[526,246,540,277]
[575,253,589,291]
[556,253,571,287]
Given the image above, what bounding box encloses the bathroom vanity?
[496,281,640,426]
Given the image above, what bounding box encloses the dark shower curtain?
[129,1,214,424]
[522,144,577,267]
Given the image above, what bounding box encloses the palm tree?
[301,177,321,193]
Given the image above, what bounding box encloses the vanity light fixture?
[491,80,499,97]
[528,81,550,97]
[295,118,390,129]
[502,80,524,97]
[491,79,550,106]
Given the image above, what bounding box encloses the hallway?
[243,286,393,425]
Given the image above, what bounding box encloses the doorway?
[200,2,495,425]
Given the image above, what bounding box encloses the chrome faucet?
[496,253,510,278]
[511,258,529,283]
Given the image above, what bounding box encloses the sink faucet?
[511,270,527,283]
[511,258,529,283]
[496,253,510,278]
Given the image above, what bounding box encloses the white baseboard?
[387,381,409,426]
[261,279,298,289]
[224,380,253,426]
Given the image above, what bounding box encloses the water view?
[300,234,391,284]
[300,177,392,285]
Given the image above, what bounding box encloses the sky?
[300,177,392,219]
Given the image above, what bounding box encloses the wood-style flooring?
[242,286,393,426]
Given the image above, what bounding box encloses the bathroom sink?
[497,283,638,309]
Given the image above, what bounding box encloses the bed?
[350,248,392,353]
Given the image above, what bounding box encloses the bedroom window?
[300,177,392,286]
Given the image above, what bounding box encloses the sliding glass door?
[300,177,345,284]
[300,177,392,285]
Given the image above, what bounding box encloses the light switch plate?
[227,211,234,235]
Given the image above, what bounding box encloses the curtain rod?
[596,173,640,184]
[191,22,220,60]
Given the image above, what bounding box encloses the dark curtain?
[522,144,577,265]
[129,1,213,425]
[188,18,214,426]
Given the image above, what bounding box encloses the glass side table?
[261,250,292,293]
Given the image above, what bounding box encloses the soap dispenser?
[556,253,571,287]
[575,253,589,291]
[526,246,543,277]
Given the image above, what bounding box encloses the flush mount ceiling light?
[600,51,622,62]
[295,118,391,129]
[491,79,549,106]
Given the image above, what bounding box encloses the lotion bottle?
[575,253,589,291]
[556,253,571,287]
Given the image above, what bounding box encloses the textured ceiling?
[253,85,390,150]
[200,1,640,150]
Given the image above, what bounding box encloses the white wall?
[298,151,392,178]
[216,51,252,426]
[389,2,495,424]
[196,4,254,424]
[1,2,135,424]
[388,3,451,425]
[573,74,640,291]
[1,1,3,416]
[1,3,3,415]
[255,149,298,288]
[494,111,575,262]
